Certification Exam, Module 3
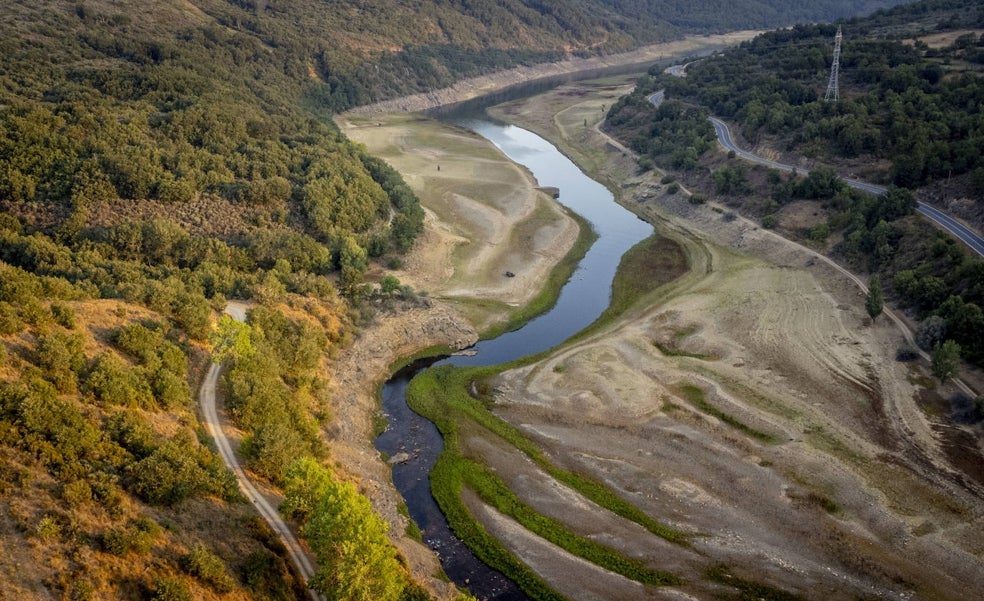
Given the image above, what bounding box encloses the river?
[375,117,652,600]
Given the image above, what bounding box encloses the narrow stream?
[375,118,652,600]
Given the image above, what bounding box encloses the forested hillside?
[607,0,984,368]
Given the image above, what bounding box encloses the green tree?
[86,353,154,408]
[915,315,947,351]
[866,275,884,321]
[173,293,212,341]
[931,339,961,384]
[244,419,311,483]
[284,457,405,601]
[35,332,86,394]
[211,315,254,363]
[281,457,334,521]
[303,478,405,601]
[338,236,368,294]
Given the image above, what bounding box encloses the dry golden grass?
[0,299,307,600]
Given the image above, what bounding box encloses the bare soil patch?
[337,113,579,332]
[775,199,828,231]
[908,29,984,49]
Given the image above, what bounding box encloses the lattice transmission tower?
[824,26,843,102]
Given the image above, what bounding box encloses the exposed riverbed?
[375,118,652,600]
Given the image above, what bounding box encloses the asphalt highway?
[707,116,984,258]
[648,68,984,258]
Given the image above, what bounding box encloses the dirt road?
[199,302,324,601]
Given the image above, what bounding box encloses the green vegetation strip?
[394,225,696,598]
[409,363,685,599]
[653,341,710,360]
[420,365,688,543]
[679,384,776,443]
[461,456,679,586]
[424,418,569,601]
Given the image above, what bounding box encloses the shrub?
[761,214,778,229]
[152,369,191,410]
[666,182,680,195]
[149,577,191,601]
[181,544,235,593]
[0,302,24,335]
[50,303,75,329]
[688,193,707,205]
[35,332,86,393]
[62,479,93,507]
[102,518,161,555]
[128,432,235,505]
[916,315,947,351]
[101,528,133,555]
[106,410,158,459]
[20,298,52,328]
[380,275,401,295]
[173,293,211,340]
[129,438,209,505]
[240,550,293,601]
[399,582,432,601]
[70,580,95,601]
[115,323,164,366]
[807,222,830,242]
[35,515,62,541]
[895,346,919,362]
[18,379,100,470]
[86,353,154,408]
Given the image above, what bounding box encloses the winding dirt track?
[199,303,324,601]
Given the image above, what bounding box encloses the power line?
[824,26,843,102]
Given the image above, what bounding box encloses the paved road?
[200,302,324,601]
[649,66,984,258]
[639,86,977,395]
[706,116,984,258]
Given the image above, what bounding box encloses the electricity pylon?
[824,26,842,103]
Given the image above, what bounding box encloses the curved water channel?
[375,117,653,600]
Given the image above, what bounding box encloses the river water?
[375,117,652,600]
